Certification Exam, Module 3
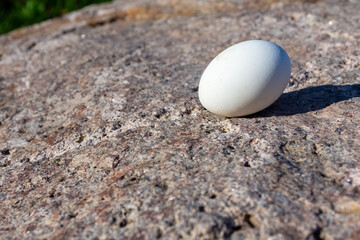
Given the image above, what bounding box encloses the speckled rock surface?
[0,0,360,239]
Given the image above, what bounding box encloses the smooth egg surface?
[198,40,291,117]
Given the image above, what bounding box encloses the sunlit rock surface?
[0,0,359,239]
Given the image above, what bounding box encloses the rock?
[0,0,359,239]
[334,197,360,215]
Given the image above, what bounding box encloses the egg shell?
[198,40,291,117]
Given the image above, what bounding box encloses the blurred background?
[0,0,112,34]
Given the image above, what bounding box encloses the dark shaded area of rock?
[0,0,359,239]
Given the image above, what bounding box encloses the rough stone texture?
[0,0,359,239]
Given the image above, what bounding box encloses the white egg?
[198,40,291,117]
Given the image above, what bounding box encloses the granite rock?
[0,0,360,239]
